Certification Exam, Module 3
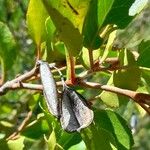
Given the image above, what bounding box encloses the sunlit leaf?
[82,0,114,49]
[94,110,134,150]
[26,0,48,46]
[81,123,117,150]
[7,136,25,150]
[79,47,100,69]
[47,130,57,149]
[42,0,83,56]
[69,141,86,150]
[137,40,150,68]
[100,75,129,107]
[113,49,141,90]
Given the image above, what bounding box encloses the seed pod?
[38,60,59,118]
[60,86,94,132]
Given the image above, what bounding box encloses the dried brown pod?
[60,86,94,132]
[38,60,59,118]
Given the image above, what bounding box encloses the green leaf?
[28,93,41,110]
[103,0,135,29]
[100,74,129,107]
[137,40,150,68]
[81,124,117,150]
[45,129,63,150]
[45,16,56,41]
[113,5,150,49]
[42,42,66,63]
[0,139,9,150]
[42,17,66,62]
[69,141,86,150]
[100,30,117,64]
[7,136,25,150]
[58,132,82,150]
[113,49,141,90]
[79,47,100,69]
[82,0,114,49]
[22,114,50,139]
[45,0,90,32]
[26,0,48,46]
[82,0,135,49]
[0,22,16,80]
[140,67,150,87]
[42,0,83,56]
[94,110,134,150]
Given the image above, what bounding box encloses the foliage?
[0,0,150,149]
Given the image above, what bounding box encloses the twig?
[138,103,150,115]
[79,81,150,114]
[79,81,136,98]
[1,61,150,114]
[6,110,33,141]
[0,81,65,95]
[78,65,130,79]
[0,66,38,95]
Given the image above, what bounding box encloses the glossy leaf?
[45,0,90,32]
[100,30,117,64]
[42,0,83,56]
[69,141,86,150]
[46,130,56,150]
[82,0,135,49]
[137,40,150,68]
[26,0,48,46]
[82,0,114,49]
[103,0,135,29]
[45,129,64,150]
[81,123,117,150]
[7,136,25,150]
[45,17,56,41]
[58,131,82,149]
[94,110,134,150]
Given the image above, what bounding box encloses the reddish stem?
[66,49,76,85]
